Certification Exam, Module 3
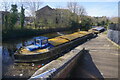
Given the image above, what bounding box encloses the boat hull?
[14,33,93,62]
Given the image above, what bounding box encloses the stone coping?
[30,46,83,79]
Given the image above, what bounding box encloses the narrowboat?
[14,31,94,62]
[89,26,105,34]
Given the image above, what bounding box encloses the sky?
[0,0,119,17]
[40,2,118,17]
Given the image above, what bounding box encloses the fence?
[107,24,120,45]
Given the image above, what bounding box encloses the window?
[36,40,40,44]
[42,40,48,45]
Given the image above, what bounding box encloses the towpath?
[69,33,119,79]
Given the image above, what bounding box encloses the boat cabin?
[93,27,105,32]
[33,36,48,45]
[25,36,49,51]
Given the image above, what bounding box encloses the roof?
[0,11,9,14]
[33,36,48,40]
[36,5,54,12]
[94,27,105,31]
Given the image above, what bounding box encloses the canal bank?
[30,46,85,79]
[3,27,78,41]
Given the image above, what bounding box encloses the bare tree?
[67,2,78,14]
[1,0,11,11]
[67,2,86,15]
[67,2,80,22]
[67,2,87,22]
[26,1,42,17]
[77,5,87,22]
[25,0,43,28]
[77,6,86,16]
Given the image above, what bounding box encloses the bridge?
[29,33,119,79]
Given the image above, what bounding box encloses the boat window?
[93,29,98,31]
[36,40,40,44]
[42,40,48,44]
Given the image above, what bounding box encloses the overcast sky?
[0,0,119,17]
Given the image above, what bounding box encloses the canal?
[2,30,76,79]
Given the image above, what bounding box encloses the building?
[35,5,56,27]
[35,5,71,28]
[24,17,34,26]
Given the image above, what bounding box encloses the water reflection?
[2,47,11,63]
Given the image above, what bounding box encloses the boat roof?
[93,27,104,31]
[33,36,48,40]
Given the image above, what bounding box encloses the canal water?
[2,31,75,79]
